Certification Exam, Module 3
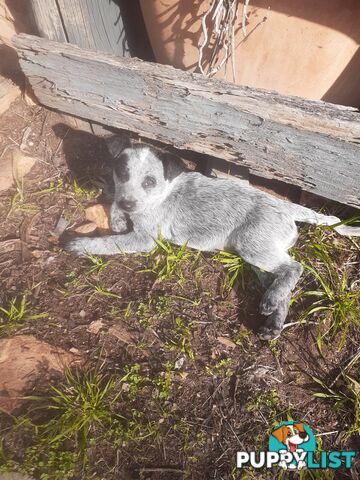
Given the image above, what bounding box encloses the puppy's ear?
[160,152,185,182]
[271,426,288,445]
[105,134,130,159]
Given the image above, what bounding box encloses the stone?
[0,335,80,414]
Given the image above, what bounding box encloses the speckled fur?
[67,137,360,339]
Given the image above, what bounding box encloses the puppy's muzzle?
[117,198,137,212]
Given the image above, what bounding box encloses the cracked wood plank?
[13,33,360,208]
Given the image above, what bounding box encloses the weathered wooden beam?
[30,0,67,42]
[13,34,360,208]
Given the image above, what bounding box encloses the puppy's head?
[106,135,184,214]
[271,423,309,452]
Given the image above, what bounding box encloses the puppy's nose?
[299,432,308,439]
[117,199,137,211]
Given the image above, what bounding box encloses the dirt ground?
[0,99,359,480]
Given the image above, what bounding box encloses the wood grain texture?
[56,0,130,56]
[13,34,360,208]
[30,0,67,42]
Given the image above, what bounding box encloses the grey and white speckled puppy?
[67,136,360,339]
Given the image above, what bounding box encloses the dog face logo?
[271,423,309,453]
[268,421,316,470]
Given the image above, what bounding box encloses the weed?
[214,357,233,377]
[246,389,284,430]
[59,178,101,222]
[268,338,281,360]
[233,328,253,352]
[120,363,145,398]
[154,361,174,400]
[85,280,121,302]
[135,296,170,328]
[277,467,334,479]
[30,367,123,449]
[212,250,246,291]
[167,317,194,360]
[292,225,360,350]
[8,177,38,215]
[57,270,83,297]
[144,235,199,283]
[85,254,110,275]
[67,179,100,203]
[0,295,48,337]
[301,263,359,351]
[311,373,359,440]
[35,178,64,195]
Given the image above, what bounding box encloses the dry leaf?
[217,336,236,349]
[74,222,98,234]
[85,204,110,230]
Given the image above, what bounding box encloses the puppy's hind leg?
[252,267,294,339]
[259,255,303,316]
[258,293,292,340]
[228,225,302,338]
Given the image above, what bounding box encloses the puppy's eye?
[287,431,292,437]
[142,175,156,189]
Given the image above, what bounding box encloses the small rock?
[79,310,86,319]
[87,320,105,335]
[85,204,110,230]
[31,250,42,258]
[174,357,185,369]
[69,347,80,355]
[0,335,79,414]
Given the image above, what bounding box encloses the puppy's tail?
[288,204,360,237]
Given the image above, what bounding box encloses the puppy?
[67,136,360,339]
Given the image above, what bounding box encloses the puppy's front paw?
[110,203,128,233]
[65,237,89,256]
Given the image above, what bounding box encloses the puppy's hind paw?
[258,325,281,341]
[259,290,281,316]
